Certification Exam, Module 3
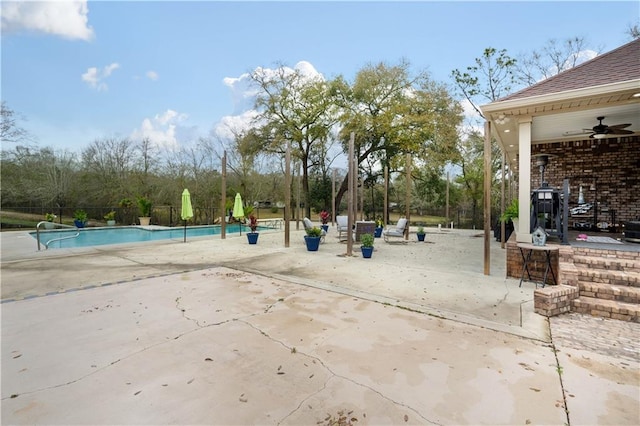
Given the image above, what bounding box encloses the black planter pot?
[417,233,425,242]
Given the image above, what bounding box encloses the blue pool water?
[31,225,250,249]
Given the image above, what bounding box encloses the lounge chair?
[383,218,408,242]
[303,217,326,242]
[336,215,349,239]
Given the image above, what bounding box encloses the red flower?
[249,215,258,232]
[319,210,329,224]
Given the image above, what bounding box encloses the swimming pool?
[31,225,249,249]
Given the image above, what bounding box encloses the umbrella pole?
[184,220,187,242]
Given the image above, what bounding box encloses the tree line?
[3,36,630,227]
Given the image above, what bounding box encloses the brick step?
[578,281,640,304]
[572,296,640,322]
[575,267,640,287]
[559,261,578,286]
[572,254,640,272]
[571,247,640,263]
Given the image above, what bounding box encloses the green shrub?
[500,199,519,223]
[360,233,374,247]
[306,226,323,237]
[137,196,152,217]
[73,209,88,223]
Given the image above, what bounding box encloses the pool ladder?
[35,221,80,250]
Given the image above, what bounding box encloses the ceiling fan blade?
[564,129,592,136]
[609,128,634,135]
[607,123,631,130]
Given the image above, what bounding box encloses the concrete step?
[572,254,640,272]
[572,296,640,322]
[578,281,640,304]
[575,267,640,287]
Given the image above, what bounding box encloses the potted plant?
[246,214,259,244]
[118,198,134,224]
[104,210,116,226]
[73,209,88,228]
[137,196,152,226]
[360,233,374,258]
[304,226,323,251]
[319,210,330,233]
[500,199,519,234]
[43,212,56,229]
[416,225,426,242]
[374,218,383,238]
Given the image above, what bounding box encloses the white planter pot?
[44,222,54,229]
[139,217,151,226]
[512,218,519,235]
[107,220,116,226]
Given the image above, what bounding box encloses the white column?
[517,117,532,243]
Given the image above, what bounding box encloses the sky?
[1,0,638,155]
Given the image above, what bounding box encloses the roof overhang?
[479,79,640,167]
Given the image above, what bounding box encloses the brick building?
[481,38,640,242]
[478,39,640,322]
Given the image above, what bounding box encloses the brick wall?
[531,135,640,224]
[506,235,560,285]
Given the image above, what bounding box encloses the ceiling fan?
[564,116,634,139]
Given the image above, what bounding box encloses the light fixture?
[633,92,640,98]
[593,133,606,139]
[494,113,510,125]
[504,129,510,133]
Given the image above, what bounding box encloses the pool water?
[31,224,250,249]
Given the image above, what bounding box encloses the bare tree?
[1,101,34,145]
[516,37,602,86]
[626,21,640,40]
[451,48,518,118]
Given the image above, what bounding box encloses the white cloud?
[213,110,260,141]
[81,63,120,91]
[146,70,159,81]
[131,109,188,149]
[1,1,94,41]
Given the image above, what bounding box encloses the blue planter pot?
[374,227,383,238]
[304,236,321,251]
[321,224,329,233]
[74,220,86,228]
[247,232,259,244]
[417,233,425,242]
[361,246,374,258]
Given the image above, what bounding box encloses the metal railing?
[35,221,80,251]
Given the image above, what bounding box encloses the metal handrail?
[35,221,80,251]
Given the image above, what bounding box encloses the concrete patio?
[1,225,638,424]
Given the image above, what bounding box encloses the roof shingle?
[500,38,640,101]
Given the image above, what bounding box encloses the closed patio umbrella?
[181,189,193,242]
[232,193,245,235]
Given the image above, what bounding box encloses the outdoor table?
[256,218,284,229]
[355,221,376,242]
[517,242,559,288]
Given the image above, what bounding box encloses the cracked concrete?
[1,227,638,424]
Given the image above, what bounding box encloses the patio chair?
[303,217,326,242]
[383,218,408,243]
[336,215,349,239]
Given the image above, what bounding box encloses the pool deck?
[1,225,638,424]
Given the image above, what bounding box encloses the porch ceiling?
[481,80,640,168]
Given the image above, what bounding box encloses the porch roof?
[480,38,640,167]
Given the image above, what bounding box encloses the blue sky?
[2,1,638,153]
